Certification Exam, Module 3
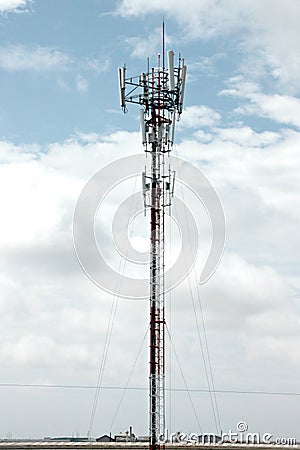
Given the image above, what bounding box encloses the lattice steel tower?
[119,25,187,450]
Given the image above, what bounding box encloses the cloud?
[189,54,225,77]
[179,105,221,129]
[76,74,89,94]
[0,125,299,435]
[117,0,238,36]
[0,46,110,100]
[116,0,259,37]
[0,0,299,436]
[221,77,300,129]
[117,0,300,93]
[189,251,300,374]
[249,94,300,129]
[0,0,32,12]
[0,44,71,72]
[214,126,280,147]
[200,253,292,327]
[85,57,110,74]
[124,28,169,59]
[241,1,300,93]
[0,135,145,374]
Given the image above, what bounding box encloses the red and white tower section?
[119,37,187,450]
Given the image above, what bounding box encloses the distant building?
[137,436,150,442]
[114,427,137,442]
[96,434,115,442]
[46,437,89,442]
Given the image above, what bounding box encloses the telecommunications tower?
[119,24,187,450]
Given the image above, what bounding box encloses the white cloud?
[251,94,300,129]
[73,131,101,143]
[85,57,110,74]
[1,0,299,437]
[117,0,241,37]
[179,105,221,128]
[0,0,31,12]
[188,127,300,216]
[200,253,291,327]
[117,0,300,92]
[0,134,146,375]
[0,126,299,435]
[189,53,225,77]
[215,126,280,147]
[242,0,300,93]
[193,252,300,371]
[221,77,300,129]
[124,27,170,58]
[76,74,89,94]
[0,44,71,72]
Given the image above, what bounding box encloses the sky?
[0,0,300,441]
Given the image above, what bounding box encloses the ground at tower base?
[0,442,299,450]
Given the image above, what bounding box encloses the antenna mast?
[119,24,187,450]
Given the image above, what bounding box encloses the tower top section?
[118,23,187,152]
[118,32,187,151]
[118,50,187,115]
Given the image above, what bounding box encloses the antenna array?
[119,35,187,450]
